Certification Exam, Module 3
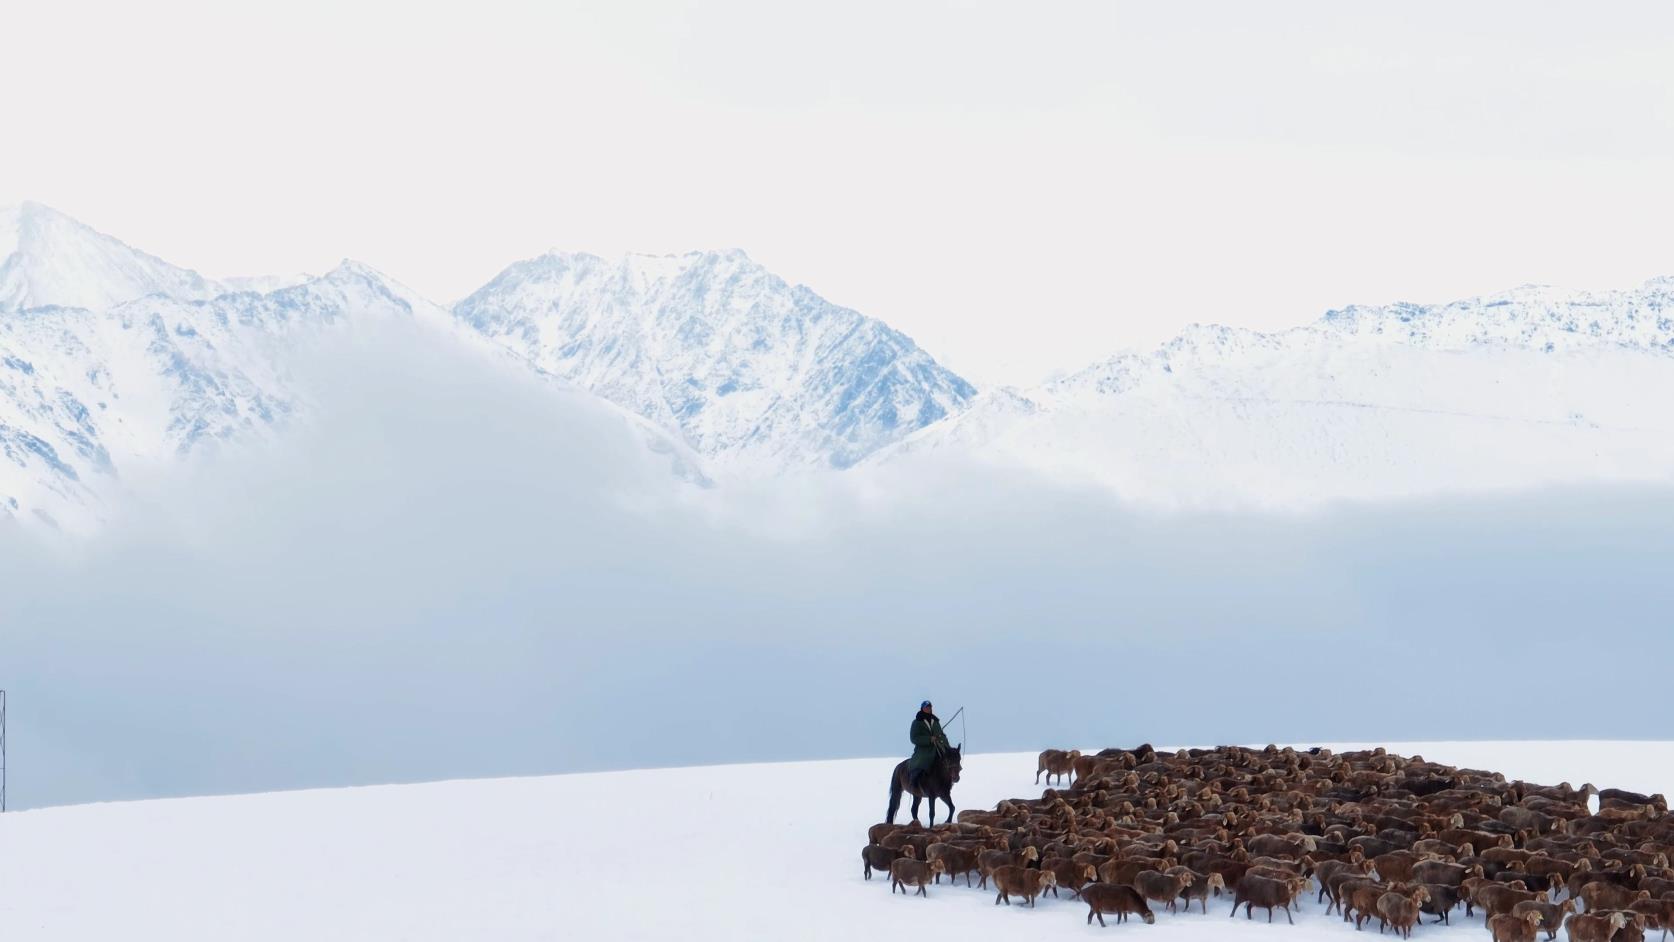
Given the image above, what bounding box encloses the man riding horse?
[888,699,961,825]
[908,700,951,791]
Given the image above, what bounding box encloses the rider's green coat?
[908,712,951,774]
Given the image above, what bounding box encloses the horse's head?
[947,743,963,783]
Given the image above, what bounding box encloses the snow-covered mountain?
[8,199,1674,532]
[453,250,977,472]
[0,202,226,312]
[879,279,1674,505]
[0,207,708,531]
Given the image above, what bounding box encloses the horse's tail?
[887,766,905,824]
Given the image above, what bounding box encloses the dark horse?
[886,744,962,826]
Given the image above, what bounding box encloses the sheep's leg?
[1286,905,1295,926]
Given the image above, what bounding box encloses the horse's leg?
[927,795,938,827]
[910,793,922,825]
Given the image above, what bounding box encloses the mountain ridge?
[5,200,1674,532]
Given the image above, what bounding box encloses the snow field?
[0,741,1668,940]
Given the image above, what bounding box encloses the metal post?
[1,689,7,812]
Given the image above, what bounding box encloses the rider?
[907,699,951,790]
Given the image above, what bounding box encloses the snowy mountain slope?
[0,742,1662,940]
[878,280,1674,506]
[453,249,977,471]
[0,202,225,312]
[0,248,706,531]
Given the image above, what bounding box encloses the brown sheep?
[1491,910,1549,942]
[1582,885,1653,914]
[1041,857,1099,899]
[1480,883,1545,920]
[1567,911,1631,942]
[1133,868,1195,913]
[1515,899,1580,941]
[1327,872,1381,915]
[890,857,946,897]
[1373,851,1430,883]
[1568,867,1647,902]
[1083,882,1156,926]
[862,843,909,880]
[926,843,981,887]
[1102,857,1174,886]
[977,845,1036,890]
[1167,867,1228,914]
[1248,834,1315,859]
[992,864,1057,907]
[867,822,904,845]
[1036,749,1081,785]
[1231,873,1304,924]
[1379,888,1429,939]
[1318,858,1379,905]
[1344,882,1393,928]
[1624,897,1674,942]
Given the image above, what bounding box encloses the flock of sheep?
[860,743,1674,942]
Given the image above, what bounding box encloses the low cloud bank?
[4,318,1672,808]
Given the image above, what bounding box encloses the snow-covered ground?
[0,741,1666,940]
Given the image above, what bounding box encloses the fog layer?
[4,319,1670,809]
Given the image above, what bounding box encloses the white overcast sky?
[4,1,1673,384]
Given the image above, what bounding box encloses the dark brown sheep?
[991,864,1056,907]
[1412,859,1482,887]
[1422,882,1467,924]
[889,857,945,897]
[1230,873,1305,924]
[1083,882,1156,926]
[862,843,908,880]
[1491,910,1549,942]
[926,843,981,887]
